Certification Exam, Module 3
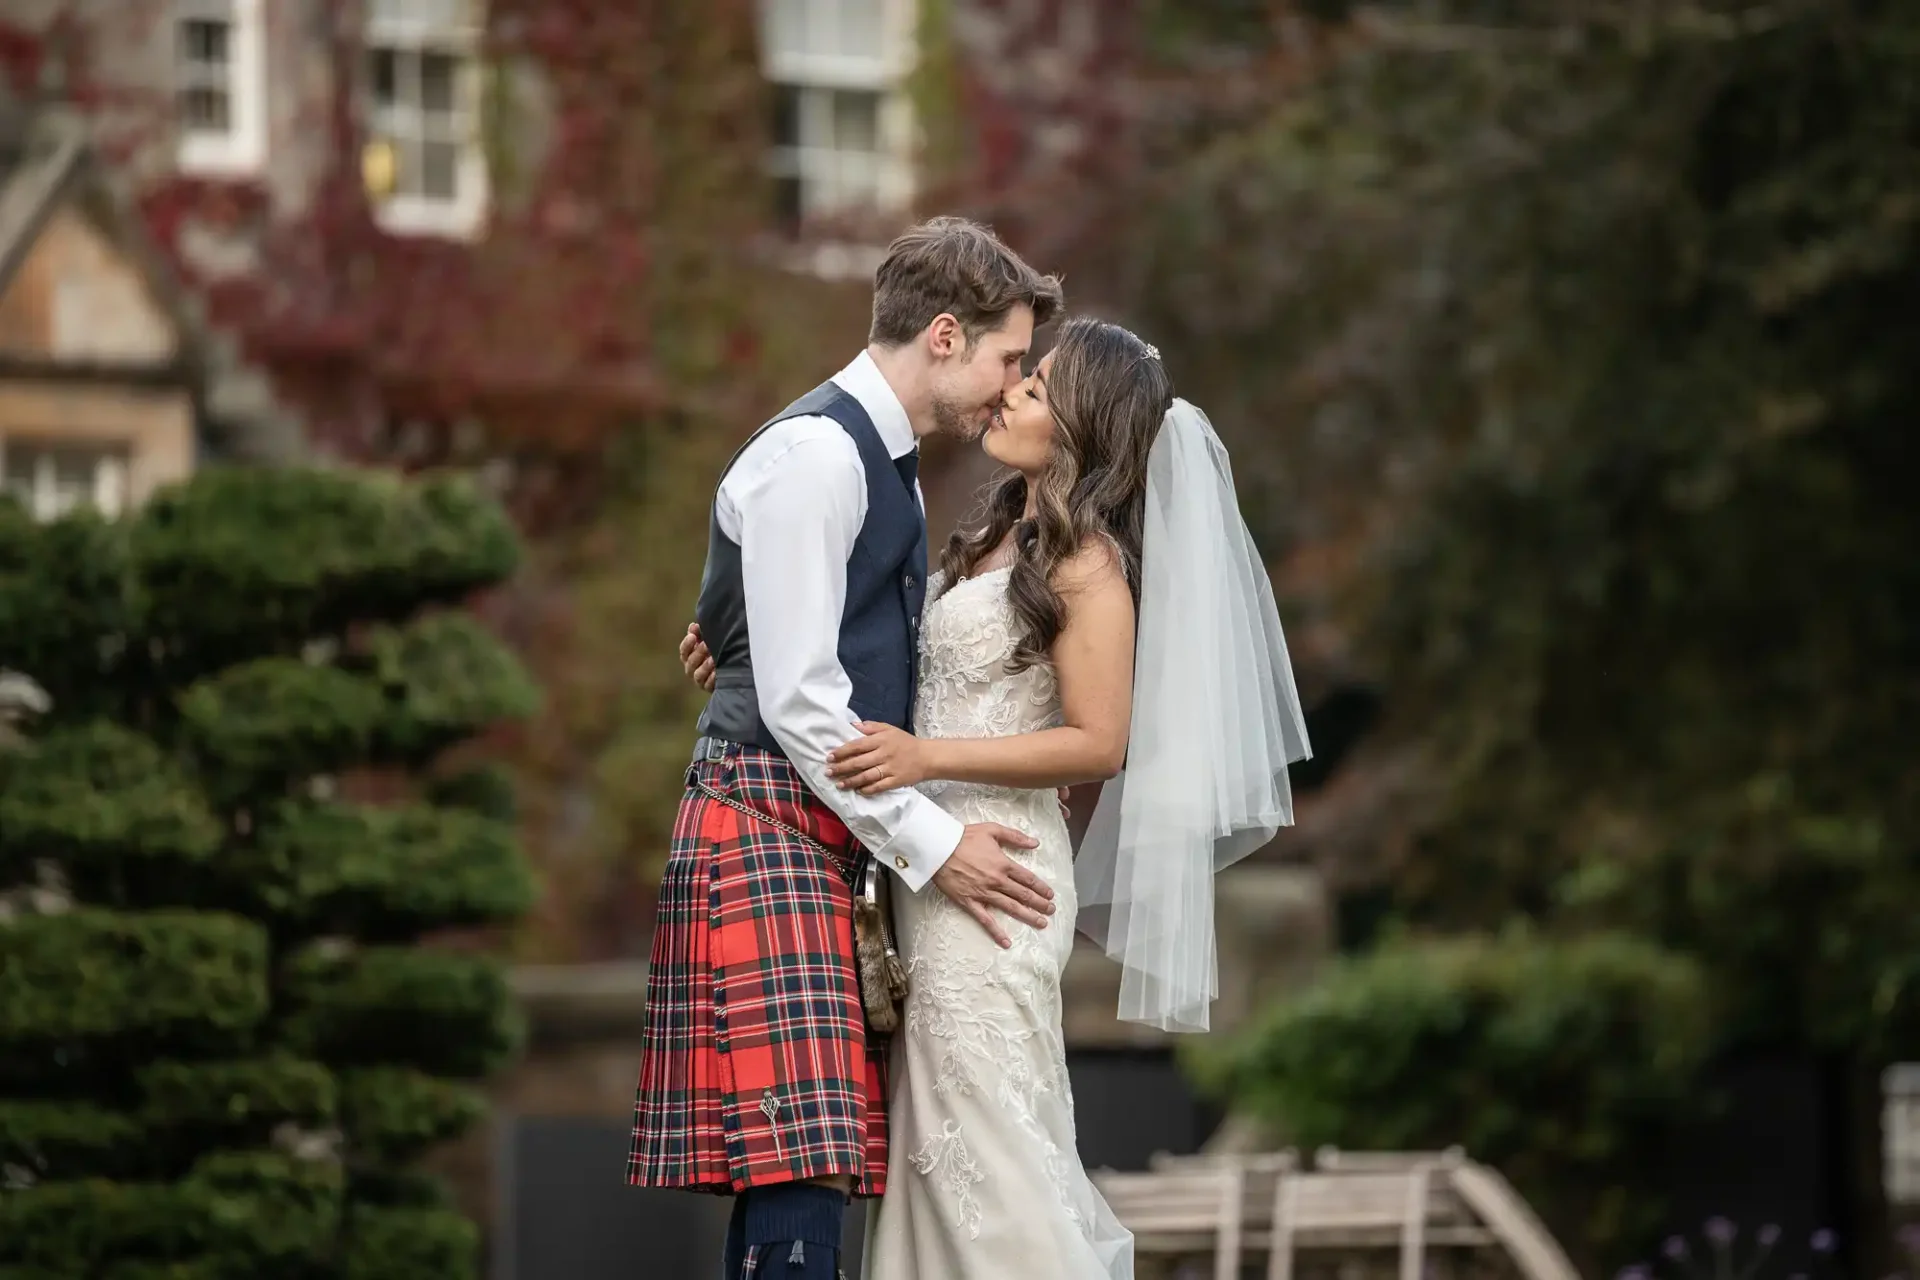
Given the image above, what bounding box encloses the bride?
[685,316,1310,1280]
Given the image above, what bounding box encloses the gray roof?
[0,106,88,298]
[0,100,305,463]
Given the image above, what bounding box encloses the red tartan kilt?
[627,742,888,1197]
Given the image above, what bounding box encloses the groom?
[628,217,1065,1280]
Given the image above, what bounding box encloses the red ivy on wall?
[0,0,779,521]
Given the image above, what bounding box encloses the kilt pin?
[627,740,889,1197]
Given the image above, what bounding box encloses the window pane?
[771,84,801,149]
[180,18,230,66]
[180,86,231,133]
[421,140,459,198]
[396,137,427,196]
[372,48,400,106]
[421,52,457,117]
[831,90,879,153]
[3,443,128,522]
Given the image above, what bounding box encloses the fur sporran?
[853,858,910,1035]
[692,779,909,1036]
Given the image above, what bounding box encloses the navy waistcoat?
[693,381,928,754]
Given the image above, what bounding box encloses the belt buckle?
[703,736,729,764]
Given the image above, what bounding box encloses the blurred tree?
[0,469,536,1280]
[1077,0,1920,1265]
[493,0,881,958]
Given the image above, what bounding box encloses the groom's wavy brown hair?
[870,217,1063,348]
[941,317,1175,671]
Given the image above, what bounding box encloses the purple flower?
[1705,1217,1737,1246]
[1811,1229,1837,1255]
[1664,1236,1691,1260]
[1758,1224,1782,1248]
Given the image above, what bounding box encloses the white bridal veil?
[1074,398,1313,1033]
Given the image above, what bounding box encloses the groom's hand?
[932,823,1055,949]
[679,623,716,693]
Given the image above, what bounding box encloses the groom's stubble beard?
[929,388,985,442]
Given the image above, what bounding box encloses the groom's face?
[929,304,1035,442]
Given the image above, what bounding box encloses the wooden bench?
[1148,1150,1300,1254]
[1094,1165,1244,1280]
[1270,1165,1437,1280]
[1311,1146,1493,1247]
[1102,1147,1569,1280]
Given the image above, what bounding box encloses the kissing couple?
[628,217,1311,1280]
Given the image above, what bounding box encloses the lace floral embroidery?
[900,569,1083,1222]
[869,556,1135,1273]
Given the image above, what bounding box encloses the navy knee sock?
[722,1194,748,1279]
[741,1184,845,1280]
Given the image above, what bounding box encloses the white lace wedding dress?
[862,567,1134,1280]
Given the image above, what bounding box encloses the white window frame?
[0,437,132,522]
[363,0,489,240]
[175,0,268,175]
[760,0,917,244]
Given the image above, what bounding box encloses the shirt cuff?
[873,800,964,893]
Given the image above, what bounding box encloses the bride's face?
[983,350,1058,476]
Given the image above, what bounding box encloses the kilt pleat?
[627,742,888,1196]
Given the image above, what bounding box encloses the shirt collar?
[831,350,917,461]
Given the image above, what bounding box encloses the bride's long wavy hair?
[940,316,1175,671]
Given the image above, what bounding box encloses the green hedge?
[338,1068,485,1166]
[138,1056,337,1153]
[0,724,223,901]
[278,945,522,1078]
[0,1100,144,1181]
[339,1207,478,1280]
[176,661,387,795]
[346,1168,456,1211]
[132,471,517,672]
[1199,928,1712,1259]
[187,1151,344,1271]
[0,468,532,1279]
[365,613,540,761]
[245,801,536,939]
[1,1058,337,1182]
[0,911,269,1080]
[0,1155,346,1274]
[0,503,134,720]
[0,1180,210,1271]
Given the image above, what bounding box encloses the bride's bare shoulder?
[1052,532,1128,599]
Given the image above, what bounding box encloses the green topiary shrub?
[1195,928,1713,1265]
[0,470,535,1279]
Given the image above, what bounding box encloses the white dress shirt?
[715,351,964,891]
